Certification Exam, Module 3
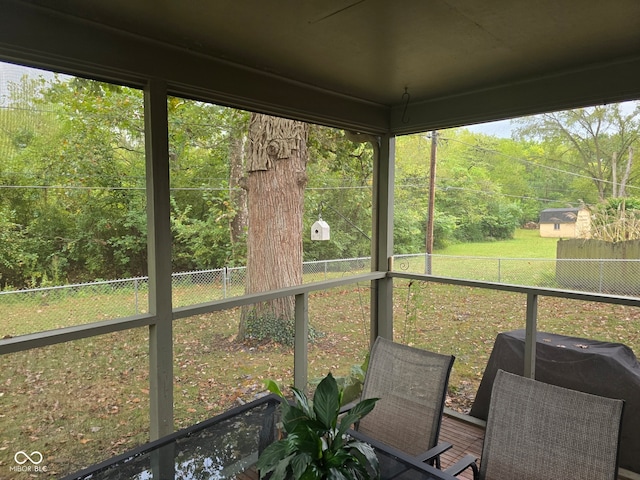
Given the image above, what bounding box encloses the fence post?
[134,278,139,315]
[599,260,604,293]
[223,267,227,299]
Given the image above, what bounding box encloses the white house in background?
[539,207,591,238]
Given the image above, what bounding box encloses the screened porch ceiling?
[1,0,640,135]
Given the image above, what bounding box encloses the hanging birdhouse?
[311,219,330,241]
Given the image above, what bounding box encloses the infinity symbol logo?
[14,451,43,465]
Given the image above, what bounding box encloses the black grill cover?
[470,330,640,474]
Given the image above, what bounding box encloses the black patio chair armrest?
[414,441,452,468]
[339,399,359,414]
[443,453,479,480]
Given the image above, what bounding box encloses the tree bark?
[618,147,633,198]
[612,151,618,197]
[238,113,308,342]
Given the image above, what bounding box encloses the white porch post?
[371,134,395,345]
[145,79,174,439]
[294,292,309,391]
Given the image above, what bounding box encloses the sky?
[466,119,513,138]
[0,60,59,106]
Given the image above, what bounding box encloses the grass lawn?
[435,228,558,258]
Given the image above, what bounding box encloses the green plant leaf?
[271,454,295,480]
[282,404,312,433]
[299,463,322,480]
[348,397,378,419]
[349,441,379,476]
[327,467,349,480]
[264,379,285,398]
[313,373,340,430]
[291,452,313,478]
[345,460,370,480]
[330,428,345,451]
[337,397,379,437]
[350,364,365,382]
[258,373,379,480]
[291,385,314,418]
[324,449,350,468]
[256,440,290,476]
[288,426,324,459]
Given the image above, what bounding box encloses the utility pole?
[426,130,437,274]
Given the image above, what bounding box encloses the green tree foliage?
[168,99,250,270]
[304,126,374,260]
[394,133,430,253]
[1,76,148,286]
[514,103,640,202]
[9,68,638,291]
[0,72,375,289]
[395,130,525,250]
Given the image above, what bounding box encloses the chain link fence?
[3,254,639,335]
[394,254,640,297]
[0,258,372,333]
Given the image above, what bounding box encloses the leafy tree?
[395,129,528,248]
[304,126,373,260]
[434,130,522,242]
[394,133,431,252]
[0,207,36,289]
[514,103,640,201]
[167,98,250,270]
[1,70,379,291]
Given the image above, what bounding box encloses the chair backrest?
[481,369,624,480]
[356,337,455,456]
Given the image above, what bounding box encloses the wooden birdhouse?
[311,219,330,241]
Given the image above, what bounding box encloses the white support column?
[145,79,174,439]
[371,134,395,345]
[294,292,309,392]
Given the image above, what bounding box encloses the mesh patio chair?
[451,369,625,480]
[349,336,455,468]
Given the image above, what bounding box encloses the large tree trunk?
[237,113,308,342]
[618,147,633,198]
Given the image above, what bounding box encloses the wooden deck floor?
[438,414,484,480]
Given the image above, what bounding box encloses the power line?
[0,184,371,192]
[395,182,567,204]
[437,185,565,204]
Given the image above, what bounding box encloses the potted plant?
[256,372,380,480]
